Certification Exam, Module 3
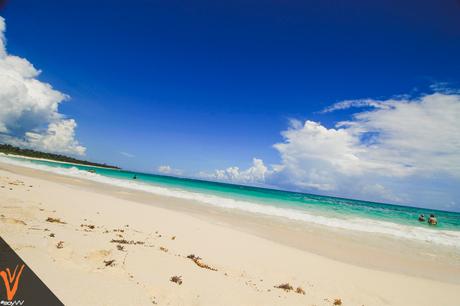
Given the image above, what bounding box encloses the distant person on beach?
[428,214,437,225]
[418,214,425,222]
[133,174,137,179]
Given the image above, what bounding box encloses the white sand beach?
[1,161,459,306]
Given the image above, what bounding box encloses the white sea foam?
[2,155,460,249]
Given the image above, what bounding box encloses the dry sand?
[1,161,459,306]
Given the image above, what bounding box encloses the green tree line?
[0,144,120,169]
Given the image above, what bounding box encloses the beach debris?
[274,283,305,295]
[333,298,343,305]
[113,229,124,233]
[170,275,183,285]
[116,245,125,251]
[274,283,293,292]
[186,254,218,271]
[171,236,176,240]
[159,246,168,252]
[56,241,64,249]
[110,239,144,245]
[8,180,24,186]
[49,233,55,238]
[103,259,115,267]
[1,217,26,225]
[46,217,66,224]
[295,287,305,295]
[81,224,95,230]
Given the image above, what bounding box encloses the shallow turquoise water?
[7,155,460,233]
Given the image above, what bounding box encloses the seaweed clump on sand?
[333,298,342,305]
[274,283,293,292]
[80,224,95,230]
[295,287,305,295]
[110,239,144,245]
[170,275,182,285]
[186,254,218,271]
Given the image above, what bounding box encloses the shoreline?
[1,160,460,283]
[0,152,120,170]
[2,155,459,246]
[1,161,460,305]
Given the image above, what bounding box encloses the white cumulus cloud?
[275,93,460,205]
[23,119,85,155]
[203,92,460,209]
[158,165,183,176]
[0,16,85,155]
[199,158,273,184]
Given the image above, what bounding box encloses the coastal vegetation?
[0,143,120,169]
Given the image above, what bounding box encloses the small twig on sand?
[46,217,66,224]
[104,259,115,267]
[186,254,217,271]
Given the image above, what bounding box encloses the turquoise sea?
[2,154,460,248]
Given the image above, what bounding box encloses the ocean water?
[2,154,460,249]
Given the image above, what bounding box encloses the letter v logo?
[0,264,25,301]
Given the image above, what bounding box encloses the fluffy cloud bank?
[199,158,271,184]
[158,165,183,176]
[203,93,460,209]
[0,16,85,155]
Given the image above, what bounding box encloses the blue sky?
[1,1,460,210]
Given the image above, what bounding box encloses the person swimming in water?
[428,214,437,225]
[418,214,425,222]
[133,174,137,179]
